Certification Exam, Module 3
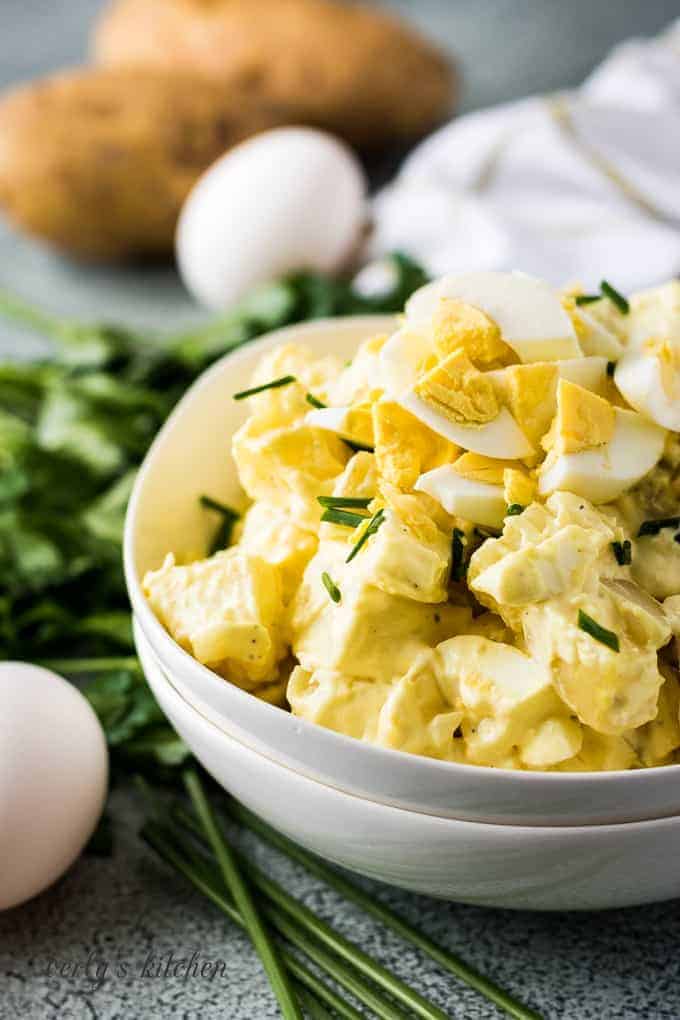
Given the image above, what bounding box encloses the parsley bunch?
[0,254,427,780]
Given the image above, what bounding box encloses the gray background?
[2,3,680,1018]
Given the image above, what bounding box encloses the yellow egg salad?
[144,271,680,772]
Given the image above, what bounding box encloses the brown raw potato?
[93,0,456,148]
[0,68,288,259]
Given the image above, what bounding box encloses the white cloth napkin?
[369,20,680,290]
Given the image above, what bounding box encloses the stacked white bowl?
[125,318,680,912]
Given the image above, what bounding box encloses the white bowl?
[137,620,680,912]
[124,316,680,827]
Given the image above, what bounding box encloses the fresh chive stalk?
[600,280,629,314]
[305,393,326,409]
[175,806,440,1020]
[317,496,373,509]
[320,508,366,528]
[637,516,680,537]
[148,817,412,1020]
[611,540,632,566]
[226,800,543,1020]
[574,294,600,306]
[346,507,386,563]
[233,375,297,400]
[506,504,525,517]
[140,824,363,1020]
[321,572,341,604]
[183,771,303,1020]
[577,610,620,652]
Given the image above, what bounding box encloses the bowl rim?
[124,314,680,787]
[147,624,680,837]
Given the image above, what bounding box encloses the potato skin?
[0,69,286,259]
[93,0,456,147]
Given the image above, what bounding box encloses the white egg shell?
[539,408,666,504]
[614,350,680,431]
[399,392,534,459]
[405,271,581,362]
[415,465,506,528]
[177,127,368,310]
[0,663,108,911]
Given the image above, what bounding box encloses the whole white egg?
[176,127,368,310]
[0,662,108,911]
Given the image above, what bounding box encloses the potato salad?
[144,271,680,772]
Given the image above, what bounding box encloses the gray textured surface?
[2,3,680,1018]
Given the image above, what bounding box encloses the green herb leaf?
[578,609,620,652]
[574,294,600,306]
[506,504,525,517]
[233,375,297,401]
[346,508,386,563]
[600,280,629,314]
[317,496,372,509]
[638,516,680,537]
[321,572,342,603]
[320,508,366,528]
[305,393,326,409]
[611,540,632,566]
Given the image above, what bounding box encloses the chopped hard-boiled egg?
[539,406,666,503]
[615,339,680,431]
[405,271,582,363]
[146,270,680,775]
[415,464,507,529]
[399,392,534,459]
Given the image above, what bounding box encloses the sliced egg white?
[552,356,611,394]
[614,349,680,431]
[573,307,624,360]
[405,271,582,363]
[415,465,506,528]
[378,326,429,397]
[539,408,666,503]
[398,392,534,459]
[305,406,355,439]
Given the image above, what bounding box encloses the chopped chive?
[611,540,632,566]
[675,534,680,545]
[346,508,386,563]
[600,280,629,315]
[606,360,616,377]
[575,293,600,306]
[317,496,372,509]
[343,438,374,454]
[578,610,620,652]
[321,572,342,603]
[451,528,467,582]
[306,393,326,409]
[321,508,366,528]
[637,516,680,537]
[200,494,240,553]
[233,375,296,400]
[506,504,525,517]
